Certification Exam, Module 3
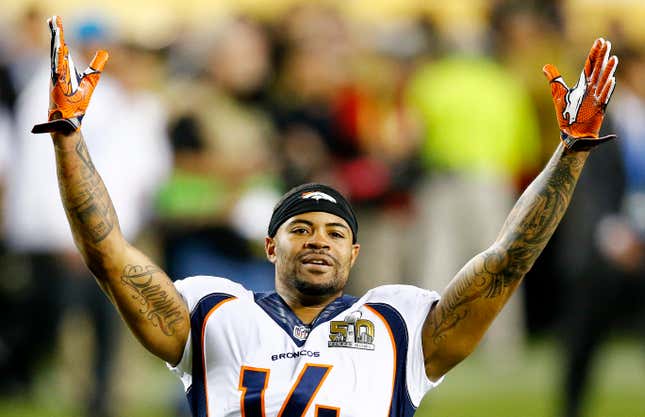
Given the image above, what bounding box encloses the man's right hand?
[543,38,618,151]
[32,15,108,134]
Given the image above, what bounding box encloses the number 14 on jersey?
[239,364,339,416]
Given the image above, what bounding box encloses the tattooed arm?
[420,38,619,381]
[421,144,588,380]
[53,130,189,365]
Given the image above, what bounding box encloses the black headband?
[268,183,358,243]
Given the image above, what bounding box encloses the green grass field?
[417,340,644,417]
[1,326,643,417]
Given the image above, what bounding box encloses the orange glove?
[32,16,108,134]
[543,38,618,151]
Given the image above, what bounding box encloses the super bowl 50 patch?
[328,311,375,350]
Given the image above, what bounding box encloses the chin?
[292,273,344,297]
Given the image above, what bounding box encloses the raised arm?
[33,16,189,365]
[421,38,619,381]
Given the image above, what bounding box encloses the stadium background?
[0,0,643,416]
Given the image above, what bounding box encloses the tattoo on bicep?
[426,251,507,344]
[121,264,184,336]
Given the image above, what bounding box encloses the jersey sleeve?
[363,284,443,406]
[166,275,251,390]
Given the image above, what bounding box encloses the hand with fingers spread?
[32,15,108,134]
[543,38,618,151]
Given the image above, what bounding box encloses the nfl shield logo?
[293,325,310,341]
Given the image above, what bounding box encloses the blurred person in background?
[0,12,46,362]
[271,3,355,173]
[159,16,281,292]
[489,1,581,337]
[490,3,566,162]
[333,21,428,296]
[273,5,426,295]
[0,6,44,394]
[405,10,541,363]
[554,44,645,417]
[3,16,170,416]
[3,6,45,99]
[0,12,21,395]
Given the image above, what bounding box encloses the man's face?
[265,211,360,299]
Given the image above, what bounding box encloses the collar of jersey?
[254,292,359,347]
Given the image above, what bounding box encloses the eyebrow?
[326,222,350,231]
[288,219,350,231]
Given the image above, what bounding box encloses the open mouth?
[300,254,334,267]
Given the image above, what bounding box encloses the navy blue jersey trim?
[186,385,195,417]
[254,292,359,347]
[366,303,416,417]
[188,292,236,417]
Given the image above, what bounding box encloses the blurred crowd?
[0,2,643,417]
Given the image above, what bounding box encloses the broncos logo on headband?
[301,191,338,204]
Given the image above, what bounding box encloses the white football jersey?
[168,276,443,417]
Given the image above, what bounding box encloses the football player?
[34,16,617,417]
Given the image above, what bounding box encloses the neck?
[276,287,342,325]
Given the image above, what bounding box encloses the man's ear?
[349,243,360,268]
[265,236,277,264]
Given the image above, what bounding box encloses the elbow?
[486,243,533,280]
[76,236,128,281]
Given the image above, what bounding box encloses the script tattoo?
[59,139,115,243]
[121,264,184,336]
[425,146,586,347]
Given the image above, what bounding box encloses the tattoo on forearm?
[58,137,115,244]
[497,148,583,284]
[69,176,114,243]
[121,264,184,336]
[426,147,585,346]
[75,140,96,177]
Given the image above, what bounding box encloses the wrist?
[559,131,616,152]
[51,130,82,151]
[558,141,590,162]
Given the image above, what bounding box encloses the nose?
[304,231,330,250]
